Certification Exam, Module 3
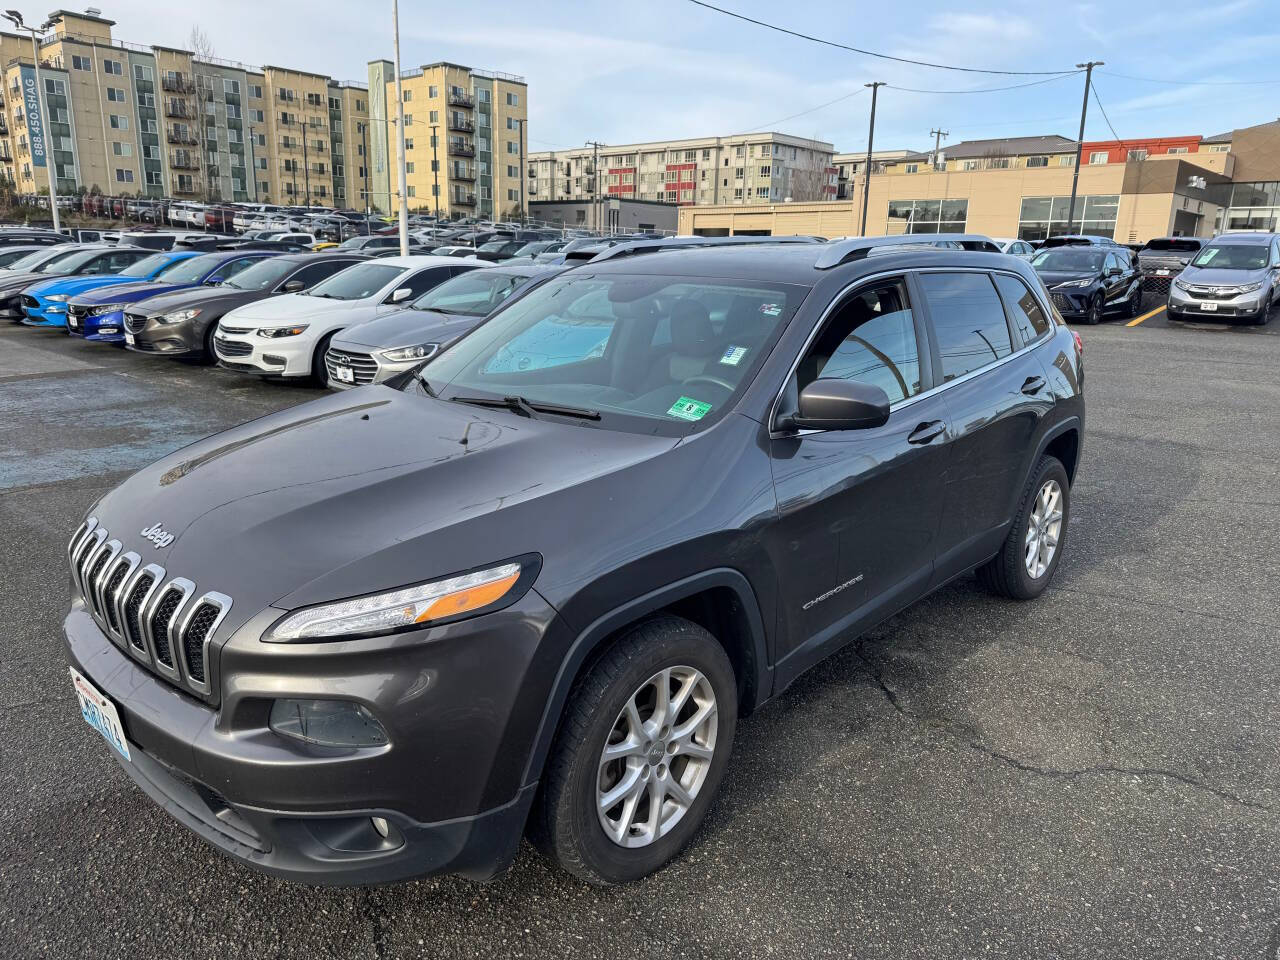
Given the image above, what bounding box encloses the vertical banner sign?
[20,65,47,168]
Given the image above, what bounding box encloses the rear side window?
[395,266,453,300]
[917,272,1012,382]
[289,259,357,287]
[993,273,1051,344]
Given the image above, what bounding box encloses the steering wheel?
[681,374,736,393]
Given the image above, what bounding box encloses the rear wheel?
[977,455,1070,600]
[1127,284,1144,318]
[530,615,737,885]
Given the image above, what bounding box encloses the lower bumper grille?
[67,517,232,701]
[214,337,252,358]
[1050,293,1075,313]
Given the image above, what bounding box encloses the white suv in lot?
[211,255,461,381]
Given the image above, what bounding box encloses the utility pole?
[429,123,440,220]
[1067,61,1103,236]
[929,127,948,170]
[859,82,885,237]
[585,139,604,233]
[391,0,410,254]
[4,11,62,231]
[360,119,370,218]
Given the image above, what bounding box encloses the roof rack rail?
[815,234,1001,270]
[587,234,822,264]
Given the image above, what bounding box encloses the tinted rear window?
[917,272,1013,382]
[1142,239,1202,253]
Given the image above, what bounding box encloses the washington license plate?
[70,667,130,761]
[335,365,354,383]
[125,333,135,346]
[1200,302,1218,312]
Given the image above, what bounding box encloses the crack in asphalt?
[851,639,1273,814]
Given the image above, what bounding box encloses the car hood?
[26,275,148,298]
[0,271,54,293]
[1034,270,1099,287]
[125,285,268,316]
[220,291,374,324]
[86,387,676,638]
[1179,266,1267,286]
[332,308,482,350]
[72,280,200,305]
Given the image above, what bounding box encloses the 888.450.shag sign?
[20,64,46,168]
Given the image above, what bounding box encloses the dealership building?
[678,120,1280,244]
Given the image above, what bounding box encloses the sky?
[90,0,1280,154]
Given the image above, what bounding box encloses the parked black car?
[1136,237,1207,295]
[1031,245,1143,323]
[63,239,1083,888]
[471,238,528,262]
[0,229,70,248]
[123,252,369,361]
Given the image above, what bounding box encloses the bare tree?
[187,25,215,63]
[785,148,836,202]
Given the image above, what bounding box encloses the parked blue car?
[21,250,203,329]
[66,251,284,343]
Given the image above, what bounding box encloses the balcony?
[165,102,192,119]
[451,192,476,206]
[0,118,8,136]
[161,74,195,94]
[173,179,199,195]
[169,151,198,170]
[166,129,198,145]
[448,116,474,134]
[450,166,475,182]
[447,140,474,158]
[447,91,474,109]
[0,148,12,163]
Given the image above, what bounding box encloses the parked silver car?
[1167,232,1279,324]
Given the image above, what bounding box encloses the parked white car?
[991,237,1037,258]
[211,255,463,381]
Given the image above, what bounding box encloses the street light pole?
[1066,61,1103,236]
[390,0,410,255]
[859,81,884,237]
[4,11,62,232]
[430,123,440,220]
[516,118,525,225]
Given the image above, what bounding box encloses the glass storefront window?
[886,198,968,234]
[1223,182,1280,233]
[1018,195,1118,241]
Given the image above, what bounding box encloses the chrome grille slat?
[124,311,149,334]
[66,519,231,701]
[325,348,379,385]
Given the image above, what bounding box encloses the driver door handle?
[907,420,946,445]
[1021,375,1047,395]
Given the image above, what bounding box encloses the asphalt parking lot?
[2,300,1278,960]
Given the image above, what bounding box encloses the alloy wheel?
[1024,479,1064,579]
[596,665,718,848]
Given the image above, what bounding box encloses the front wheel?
[976,455,1070,600]
[1084,295,1103,325]
[530,616,738,885]
[311,332,336,385]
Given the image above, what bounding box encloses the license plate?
[67,318,78,330]
[1156,269,1170,276]
[125,332,135,346]
[1200,302,1218,312]
[70,667,131,761]
[335,365,354,383]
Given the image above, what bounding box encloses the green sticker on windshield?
[668,396,712,421]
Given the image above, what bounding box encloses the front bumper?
[325,344,425,390]
[62,587,561,884]
[124,311,203,358]
[67,307,127,342]
[1168,285,1267,320]
[1047,286,1096,317]
[213,327,313,377]
[21,299,68,327]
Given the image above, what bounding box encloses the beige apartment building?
[527,132,837,211]
[366,60,527,220]
[677,125,1272,246]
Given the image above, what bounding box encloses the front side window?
[917,272,1012,382]
[119,253,177,277]
[306,262,407,300]
[420,273,807,436]
[797,279,920,404]
[993,273,1051,344]
[413,270,529,317]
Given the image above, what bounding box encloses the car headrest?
[669,299,716,356]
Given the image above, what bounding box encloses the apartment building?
[365,60,527,220]
[832,150,911,199]
[327,81,369,210]
[526,132,836,209]
[678,122,1279,245]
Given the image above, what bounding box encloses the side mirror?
[388,286,413,303]
[1106,266,1122,277]
[282,279,305,292]
[784,378,891,431]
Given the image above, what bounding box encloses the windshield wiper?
[449,394,600,421]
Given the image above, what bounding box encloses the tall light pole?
[429,123,440,220]
[4,10,62,231]
[515,118,525,224]
[1066,61,1103,236]
[390,0,410,255]
[859,82,884,237]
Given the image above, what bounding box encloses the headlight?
[87,303,127,316]
[257,324,309,338]
[160,307,201,324]
[1054,279,1094,289]
[266,561,526,641]
[1174,278,1193,292]
[1231,281,1264,295]
[380,342,438,362]
[46,294,70,303]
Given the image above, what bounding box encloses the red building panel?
[1080,136,1202,164]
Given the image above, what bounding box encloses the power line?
[886,73,1082,95]
[1089,81,1132,152]
[742,86,866,133]
[1098,69,1280,87]
[685,0,1075,75]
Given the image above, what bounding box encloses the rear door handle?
[1021,376,1047,395]
[907,420,946,445]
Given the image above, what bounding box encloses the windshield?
[418,273,807,436]
[306,262,405,300]
[337,236,372,249]
[411,270,531,317]
[1190,244,1269,270]
[43,250,109,275]
[478,240,509,252]
[152,255,220,284]
[224,258,296,291]
[120,253,177,278]
[513,241,548,256]
[1031,250,1104,272]
[14,248,81,272]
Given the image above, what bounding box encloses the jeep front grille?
[67,517,232,700]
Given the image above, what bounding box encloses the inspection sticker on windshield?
[759,303,782,317]
[719,345,748,366]
[668,396,712,421]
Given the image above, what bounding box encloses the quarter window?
[798,279,921,404]
[917,272,1012,381]
[992,273,1051,344]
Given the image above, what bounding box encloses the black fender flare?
[520,568,771,789]
[1032,414,1083,483]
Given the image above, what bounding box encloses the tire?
[976,455,1070,600]
[1084,295,1103,325]
[311,332,336,385]
[529,615,738,885]
[199,323,220,365]
[1254,294,1272,326]
[1127,284,1143,318]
